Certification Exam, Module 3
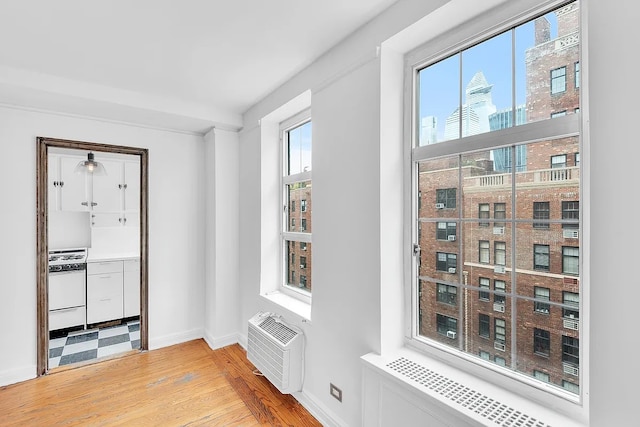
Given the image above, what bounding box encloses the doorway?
[36,137,149,375]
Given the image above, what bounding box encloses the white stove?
[48,248,87,332]
[48,248,88,272]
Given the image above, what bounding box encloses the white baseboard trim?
[294,389,350,427]
[149,327,204,350]
[203,331,240,350]
[0,365,37,387]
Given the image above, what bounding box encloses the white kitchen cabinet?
[87,261,124,324]
[123,259,140,317]
[124,161,140,212]
[92,160,122,212]
[90,213,122,227]
[48,154,87,212]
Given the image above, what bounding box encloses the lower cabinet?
[87,258,139,324]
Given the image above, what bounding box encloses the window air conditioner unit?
[563,362,579,377]
[247,312,304,394]
[447,235,456,241]
[493,303,505,313]
[563,317,579,330]
[493,227,505,235]
[300,264,305,269]
[494,265,506,274]
[446,331,457,339]
[494,341,506,352]
[435,203,445,209]
[448,267,456,274]
[563,229,579,239]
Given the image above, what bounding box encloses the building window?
[479,277,490,301]
[479,350,491,361]
[562,336,579,367]
[479,203,490,227]
[410,0,581,396]
[534,287,550,314]
[436,252,457,272]
[534,244,550,271]
[563,292,579,319]
[550,66,567,94]
[495,356,506,367]
[551,154,567,168]
[479,314,490,338]
[436,314,457,336]
[551,111,567,118]
[575,61,580,89]
[301,199,307,212]
[562,201,579,229]
[494,203,506,228]
[494,242,506,266]
[563,246,579,275]
[563,380,580,395]
[494,280,506,305]
[533,202,550,229]
[437,283,457,305]
[282,117,312,293]
[436,188,457,209]
[575,152,580,166]
[436,222,457,241]
[479,240,490,264]
[533,370,550,383]
[534,328,550,356]
[300,242,307,251]
[495,319,506,344]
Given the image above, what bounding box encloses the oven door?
[49,269,86,310]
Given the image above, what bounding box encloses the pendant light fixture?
[74,152,107,175]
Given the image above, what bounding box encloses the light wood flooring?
[0,339,322,426]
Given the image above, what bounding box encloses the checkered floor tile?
[49,320,141,368]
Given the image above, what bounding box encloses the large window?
[282,118,312,293]
[411,1,581,398]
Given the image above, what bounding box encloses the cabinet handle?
[53,181,58,187]
[60,181,64,187]
[123,184,128,190]
[52,307,78,313]
[118,184,123,189]
[81,201,88,206]
[91,202,98,207]
[99,298,111,302]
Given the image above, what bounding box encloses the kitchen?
[46,146,142,369]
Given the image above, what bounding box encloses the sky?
[418,10,559,142]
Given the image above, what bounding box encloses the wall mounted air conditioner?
[563,229,579,239]
[494,341,506,352]
[447,235,456,241]
[494,265,506,274]
[435,203,445,209]
[448,267,456,274]
[247,312,304,394]
[446,330,457,339]
[493,226,505,235]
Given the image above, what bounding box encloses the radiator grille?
[258,317,297,345]
[387,357,550,427]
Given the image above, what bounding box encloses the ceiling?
[0,0,399,133]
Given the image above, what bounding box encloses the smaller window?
[533,202,550,229]
[551,111,567,118]
[551,154,567,168]
[534,287,550,314]
[300,242,307,251]
[494,203,506,228]
[551,66,567,94]
[533,370,550,383]
[436,222,457,241]
[290,271,295,283]
[300,275,307,288]
[436,314,457,336]
[479,313,490,338]
[562,201,579,229]
[437,283,457,305]
[534,245,550,271]
[479,277,490,301]
[563,246,579,275]
[300,256,307,269]
[479,350,491,361]
[575,152,580,166]
[563,292,579,319]
[494,242,506,266]
[436,188,457,209]
[479,203,490,227]
[301,199,307,212]
[534,328,550,356]
[494,356,506,367]
[494,280,506,305]
[563,380,580,395]
[436,252,457,272]
[479,241,490,264]
[290,200,296,212]
[575,61,580,89]
[301,218,307,232]
[291,218,296,228]
[562,335,580,367]
[494,318,506,344]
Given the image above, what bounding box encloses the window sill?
[362,346,586,426]
[261,291,311,322]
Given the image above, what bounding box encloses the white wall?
[238,0,640,425]
[0,106,206,385]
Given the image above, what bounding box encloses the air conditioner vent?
[387,358,550,427]
[258,316,297,345]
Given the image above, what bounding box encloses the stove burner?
[48,248,88,270]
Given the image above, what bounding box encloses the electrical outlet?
[330,383,342,402]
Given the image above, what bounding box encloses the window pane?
[285,240,313,292]
[287,121,312,175]
[286,180,312,233]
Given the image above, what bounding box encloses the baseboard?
[0,365,37,387]
[149,327,204,350]
[203,331,240,350]
[294,389,350,427]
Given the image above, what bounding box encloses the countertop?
[87,252,140,262]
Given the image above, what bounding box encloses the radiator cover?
[247,313,303,394]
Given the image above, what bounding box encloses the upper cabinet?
[49,152,140,227]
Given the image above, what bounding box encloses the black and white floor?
[49,319,140,369]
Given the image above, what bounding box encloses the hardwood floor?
[0,340,322,426]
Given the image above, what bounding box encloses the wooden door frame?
[36,137,149,375]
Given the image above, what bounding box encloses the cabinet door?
[124,161,140,212]
[92,160,122,212]
[59,156,88,211]
[90,212,122,227]
[123,259,140,317]
[48,155,60,212]
[87,271,124,324]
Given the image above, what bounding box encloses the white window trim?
[401,0,588,421]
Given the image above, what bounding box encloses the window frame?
[405,0,585,410]
[280,110,313,302]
